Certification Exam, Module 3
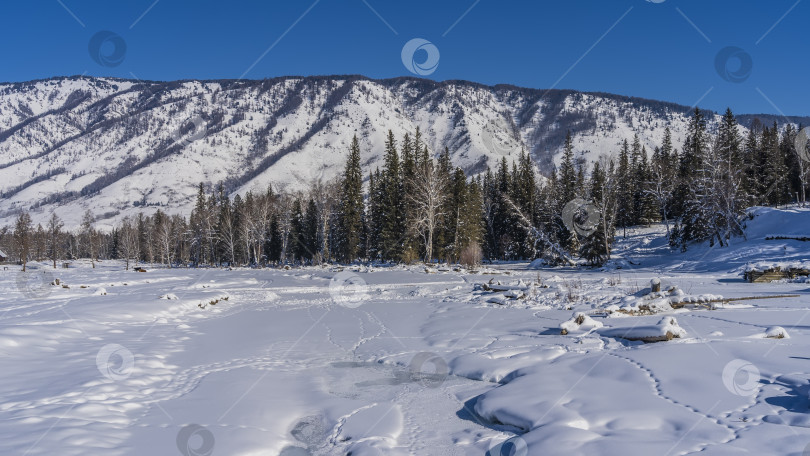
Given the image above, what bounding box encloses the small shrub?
[401,247,419,265]
[459,244,482,268]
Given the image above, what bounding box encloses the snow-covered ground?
[4,207,810,455]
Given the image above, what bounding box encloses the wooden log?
[622,331,677,343]
[746,267,810,282]
[766,235,810,242]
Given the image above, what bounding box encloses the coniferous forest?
[2,108,808,269]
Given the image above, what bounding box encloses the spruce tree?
[636,146,659,224]
[672,108,712,249]
[558,131,578,208]
[482,168,499,260]
[190,183,208,265]
[579,161,612,265]
[434,147,454,258]
[289,199,305,262]
[303,199,319,262]
[380,130,405,261]
[761,123,788,206]
[742,122,761,199]
[267,215,282,264]
[444,168,467,260]
[616,139,634,237]
[367,169,384,260]
[338,135,364,262]
[711,108,747,242]
[232,194,245,264]
[400,132,419,260]
[459,176,484,252]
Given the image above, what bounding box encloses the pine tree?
[495,156,516,258]
[434,147,454,259]
[303,199,319,262]
[616,139,634,236]
[190,183,208,265]
[672,108,712,249]
[761,123,788,206]
[443,168,467,260]
[266,215,282,264]
[558,131,578,208]
[482,168,499,260]
[649,127,676,235]
[710,108,747,243]
[781,124,802,204]
[742,122,761,199]
[288,199,305,262]
[629,134,643,224]
[337,135,364,262]
[400,132,419,260]
[367,169,384,260]
[580,159,615,265]
[380,130,405,261]
[636,147,659,224]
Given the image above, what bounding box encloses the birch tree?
[407,159,447,263]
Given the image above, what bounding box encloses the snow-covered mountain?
[0,75,806,229]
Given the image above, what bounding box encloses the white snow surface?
[3,207,810,455]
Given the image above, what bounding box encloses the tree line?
[2,108,807,269]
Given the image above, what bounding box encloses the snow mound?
[746,207,810,240]
[560,312,603,335]
[92,287,107,296]
[159,293,179,300]
[600,317,687,342]
[528,258,547,269]
[765,326,790,339]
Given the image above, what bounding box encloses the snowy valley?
[5,205,810,455]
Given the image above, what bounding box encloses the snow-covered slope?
[1,75,807,229]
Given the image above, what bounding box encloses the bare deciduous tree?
[119,217,139,270]
[80,210,99,268]
[47,212,64,269]
[407,159,447,263]
[14,212,33,271]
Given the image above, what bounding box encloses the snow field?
[3,207,810,454]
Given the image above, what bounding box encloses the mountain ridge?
[0,75,806,229]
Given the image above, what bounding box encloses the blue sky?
[1,0,806,115]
